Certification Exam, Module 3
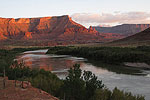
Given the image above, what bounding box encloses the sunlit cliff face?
[0,15,122,46]
[0,15,92,40]
[0,34,7,40]
[25,32,32,39]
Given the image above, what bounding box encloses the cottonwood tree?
[83,70,104,100]
[62,64,104,100]
[63,64,85,100]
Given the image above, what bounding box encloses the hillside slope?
[0,77,58,100]
[109,28,150,46]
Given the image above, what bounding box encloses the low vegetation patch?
[47,46,150,65]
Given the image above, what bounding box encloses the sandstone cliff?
[0,15,101,46]
[0,15,124,46]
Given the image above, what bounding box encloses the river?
[16,49,150,100]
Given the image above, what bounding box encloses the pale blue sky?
[1,0,150,27]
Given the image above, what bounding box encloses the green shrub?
[46,46,150,64]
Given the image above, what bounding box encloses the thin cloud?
[71,12,150,25]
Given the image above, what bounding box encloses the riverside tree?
[62,64,104,100]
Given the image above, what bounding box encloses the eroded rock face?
[24,32,32,39]
[88,26,98,33]
[0,15,123,46]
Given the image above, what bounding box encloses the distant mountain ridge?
[92,24,150,36]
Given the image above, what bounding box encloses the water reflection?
[16,50,86,76]
[86,60,144,75]
[16,49,148,77]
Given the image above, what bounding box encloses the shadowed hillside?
[108,28,150,46]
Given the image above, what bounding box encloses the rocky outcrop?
[88,26,98,33]
[24,32,32,39]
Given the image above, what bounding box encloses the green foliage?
[111,87,145,100]
[137,45,150,52]
[62,64,104,100]
[61,64,144,100]
[7,60,31,80]
[0,49,16,75]
[91,88,112,100]
[30,69,63,96]
[6,60,63,96]
[46,46,70,54]
[83,70,104,99]
[91,87,145,100]
[47,46,150,65]
[62,64,85,100]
